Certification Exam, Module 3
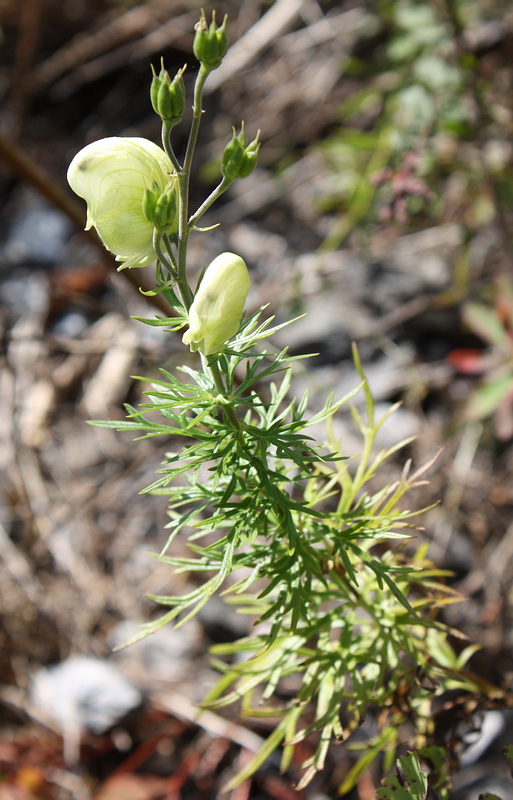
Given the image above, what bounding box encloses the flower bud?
[183,252,250,356]
[221,125,260,183]
[67,137,176,269]
[141,181,161,224]
[150,62,186,125]
[221,127,245,182]
[142,178,178,230]
[238,131,261,179]
[154,186,178,229]
[193,10,228,70]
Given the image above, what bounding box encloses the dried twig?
[47,11,197,100]
[35,0,186,88]
[205,0,308,92]
[154,690,266,755]
[11,0,44,132]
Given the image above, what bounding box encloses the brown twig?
[35,0,175,88]
[205,0,307,93]
[45,11,196,101]
[11,0,44,133]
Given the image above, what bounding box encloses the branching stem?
[189,176,232,228]
[208,357,241,431]
[161,120,182,173]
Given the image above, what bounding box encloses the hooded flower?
[67,136,176,269]
[183,252,250,355]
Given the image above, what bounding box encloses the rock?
[31,655,142,735]
[4,199,71,267]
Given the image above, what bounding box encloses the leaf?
[222,718,288,791]
[462,303,510,349]
[464,374,513,422]
[376,752,428,800]
[502,744,513,778]
[417,745,446,773]
[376,774,424,800]
[397,753,429,797]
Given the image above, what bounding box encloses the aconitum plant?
[68,11,480,793]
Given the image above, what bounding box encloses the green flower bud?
[221,125,261,183]
[239,131,261,179]
[193,9,228,71]
[221,127,246,182]
[183,252,250,356]
[150,62,186,125]
[142,178,178,230]
[67,137,176,269]
[141,181,161,223]
[154,186,178,229]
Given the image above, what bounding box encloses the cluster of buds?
[142,177,178,231]
[150,62,186,126]
[193,9,228,71]
[221,124,261,183]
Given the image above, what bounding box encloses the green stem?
[352,428,374,497]
[208,357,226,394]
[175,64,211,311]
[152,233,183,309]
[161,120,182,173]
[189,176,232,228]
[153,230,178,279]
[183,64,211,178]
[208,357,241,431]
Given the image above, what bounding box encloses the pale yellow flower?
[183,252,250,355]
[67,136,176,269]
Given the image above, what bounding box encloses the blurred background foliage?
[320,0,513,248]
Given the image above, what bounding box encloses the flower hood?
[67,136,175,269]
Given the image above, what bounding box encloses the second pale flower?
[183,252,250,355]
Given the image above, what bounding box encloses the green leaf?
[339,727,397,795]
[502,744,513,778]
[376,752,427,800]
[132,314,186,329]
[222,718,289,791]
[464,374,513,422]
[462,302,510,349]
[376,775,424,800]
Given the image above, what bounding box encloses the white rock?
[31,655,142,734]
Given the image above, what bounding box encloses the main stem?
[174,63,211,311]
[208,358,241,431]
[159,65,241,431]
